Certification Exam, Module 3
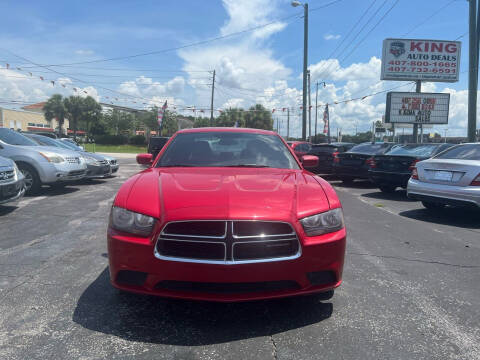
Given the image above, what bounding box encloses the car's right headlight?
[83,155,100,165]
[39,151,65,164]
[300,208,345,236]
[110,206,156,236]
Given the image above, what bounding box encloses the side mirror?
[136,153,153,165]
[301,155,319,169]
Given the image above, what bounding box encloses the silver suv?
[0,155,25,205]
[0,129,87,194]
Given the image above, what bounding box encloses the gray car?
[24,134,112,179]
[407,143,480,210]
[0,128,87,194]
[0,155,25,205]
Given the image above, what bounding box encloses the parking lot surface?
[1,157,479,360]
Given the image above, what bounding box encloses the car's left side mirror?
[136,153,153,165]
[301,155,319,169]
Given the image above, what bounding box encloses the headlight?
[300,208,344,236]
[83,155,100,165]
[110,206,156,236]
[12,162,20,181]
[39,151,65,163]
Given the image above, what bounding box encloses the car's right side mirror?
[136,153,153,165]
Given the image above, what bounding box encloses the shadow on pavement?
[362,189,417,202]
[25,186,80,197]
[75,179,108,186]
[332,180,377,189]
[399,207,480,229]
[73,268,333,346]
[0,205,18,216]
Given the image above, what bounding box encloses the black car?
[307,142,355,174]
[369,143,455,193]
[148,136,170,161]
[333,142,396,184]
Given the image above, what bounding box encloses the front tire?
[17,163,41,195]
[422,201,445,211]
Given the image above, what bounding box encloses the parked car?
[57,138,119,174]
[24,134,112,179]
[407,143,480,210]
[369,143,454,193]
[0,128,87,194]
[108,128,346,302]
[333,142,396,184]
[0,156,25,205]
[148,136,170,162]
[287,141,312,158]
[307,142,355,174]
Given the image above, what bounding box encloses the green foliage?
[341,131,373,144]
[129,134,146,145]
[43,94,66,134]
[195,104,273,130]
[136,107,178,136]
[193,117,212,128]
[94,134,128,145]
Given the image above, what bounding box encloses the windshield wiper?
[222,164,271,168]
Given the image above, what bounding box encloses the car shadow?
[24,186,80,197]
[332,180,376,189]
[362,189,417,202]
[0,205,18,216]
[75,179,107,186]
[73,268,333,346]
[399,207,480,229]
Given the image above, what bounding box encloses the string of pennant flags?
[2,62,414,116]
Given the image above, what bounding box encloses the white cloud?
[74,49,94,55]
[223,98,245,109]
[324,34,341,41]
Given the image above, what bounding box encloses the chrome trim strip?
[160,220,227,239]
[231,220,296,239]
[156,237,226,262]
[232,238,301,262]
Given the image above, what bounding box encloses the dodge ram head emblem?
[390,41,405,58]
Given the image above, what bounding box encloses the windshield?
[348,143,390,154]
[0,128,39,146]
[434,144,480,160]
[58,140,83,151]
[157,132,300,169]
[386,144,438,157]
[29,135,73,150]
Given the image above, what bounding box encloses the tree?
[244,104,273,130]
[63,96,86,141]
[103,109,135,136]
[81,96,102,141]
[43,94,66,135]
[216,108,244,127]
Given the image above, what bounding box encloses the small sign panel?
[385,92,450,124]
[381,39,461,82]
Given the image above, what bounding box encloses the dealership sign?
[381,39,461,82]
[385,92,450,124]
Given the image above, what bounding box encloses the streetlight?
[291,1,308,141]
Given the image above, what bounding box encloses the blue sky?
[0,0,474,136]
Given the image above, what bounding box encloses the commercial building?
[0,104,70,133]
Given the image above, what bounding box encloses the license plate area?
[434,170,453,181]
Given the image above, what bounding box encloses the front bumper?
[0,178,25,205]
[40,162,87,183]
[407,178,480,208]
[86,164,112,179]
[369,170,411,188]
[108,228,346,302]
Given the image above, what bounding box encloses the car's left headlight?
[39,151,65,164]
[83,155,100,165]
[300,208,344,236]
[110,206,156,236]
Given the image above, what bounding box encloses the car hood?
[17,145,81,158]
[114,168,331,223]
[0,155,14,168]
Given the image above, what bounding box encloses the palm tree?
[82,96,102,141]
[63,96,85,141]
[43,94,66,135]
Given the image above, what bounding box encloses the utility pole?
[287,108,290,140]
[314,81,318,143]
[468,0,478,142]
[210,70,215,127]
[302,3,308,140]
[412,80,421,143]
[307,70,311,142]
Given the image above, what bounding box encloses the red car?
[108,128,346,302]
[287,141,312,158]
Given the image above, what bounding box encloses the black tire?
[422,201,446,210]
[341,177,354,185]
[379,185,396,193]
[17,163,41,195]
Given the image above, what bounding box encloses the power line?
[401,0,456,36]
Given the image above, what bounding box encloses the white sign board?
[381,38,461,82]
[385,92,450,124]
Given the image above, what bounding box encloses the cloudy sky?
[0,0,475,137]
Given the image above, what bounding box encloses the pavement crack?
[270,334,278,360]
[349,251,480,268]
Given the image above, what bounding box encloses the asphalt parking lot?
[1,156,479,360]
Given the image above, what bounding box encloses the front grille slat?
[0,169,15,183]
[155,221,301,264]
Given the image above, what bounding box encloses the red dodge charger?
[108,128,346,302]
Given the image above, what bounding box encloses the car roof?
[176,127,277,136]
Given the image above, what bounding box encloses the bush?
[94,134,128,145]
[129,134,146,145]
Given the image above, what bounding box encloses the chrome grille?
[155,221,300,264]
[65,156,80,164]
[0,168,15,183]
[99,160,109,165]
[109,159,117,165]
